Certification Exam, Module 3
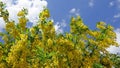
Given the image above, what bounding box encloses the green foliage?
[93,63,103,68]
[110,54,120,68]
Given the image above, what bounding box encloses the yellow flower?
[104,38,111,44]
[107,25,114,30]
[0,63,6,68]
[77,16,81,20]
[17,11,25,16]
[93,32,99,37]
[2,35,8,42]
[50,28,55,35]
[30,27,35,36]
[88,31,100,37]
[39,9,50,21]
[82,25,88,29]
[52,56,58,66]
[98,21,106,25]
[77,22,84,27]
[18,17,28,29]
[87,66,91,68]
[0,7,2,12]
[45,65,50,68]
[6,21,15,31]
[20,34,28,40]
[96,21,106,29]
[10,29,20,38]
[42,9,50,18]
[19,17,27,24]
[40,16,45,21]
[47,39,53,46]
[71,17,76,23]
[97,25,106,29]
[20,58,24,62]
[68,52,74,59]
[66,33,72,38]
[63,58,67,62]
[48,21,53,27]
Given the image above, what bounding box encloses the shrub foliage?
[0,1,119,68]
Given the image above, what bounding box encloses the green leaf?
[93,63,104,68]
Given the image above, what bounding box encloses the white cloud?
[109,0,120,9]
[109,1,114,7]
[54,19,67,34]
[69,8,80,16]
[54,22,63,34]
[107,46,120,54]
[112,0,120,21]
[117,0,120,9]
[89,0,94,8]
[0,18,5,32]
[69,8,76,14]
[0,0,47,31]
[107,28,120,54]
[114,13,120,18]
[115,28,120,45]
[61,19,66,27]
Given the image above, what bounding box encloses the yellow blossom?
[30,27,36,36]
[71,17,76,23]
[43,9,50,18]
[2,35,8,42]
[20,34,28,40]
[47,39,53,46]
[17,11,25,16]
[0,3,118,68]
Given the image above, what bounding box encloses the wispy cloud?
[115,28,120,45]
[54,19,67,34]
[116,0,120,9]
[107,28,120,54]
[109,1,114,7]
[69,8,76,14]
[0,0,47,31]
[107,46,120,54]
[54,22,63,34]
[88,0,94,8]
[114,13,120,18]
[110,0,120,21]
[69,8,80,16]
[0,18,5,32]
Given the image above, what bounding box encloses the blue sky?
[47,0,120,31]
[46,0,120,53]
[0,0,120,32]
[0,0,120,54]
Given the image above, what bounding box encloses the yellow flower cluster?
[96,21,106,29]
[39,9,50,21]
[17,9,28,31]
[17,11,25,16]
[0,1,119,68]
[39,20,55,41]
[5,21,15,32]
[70,16,88,34]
